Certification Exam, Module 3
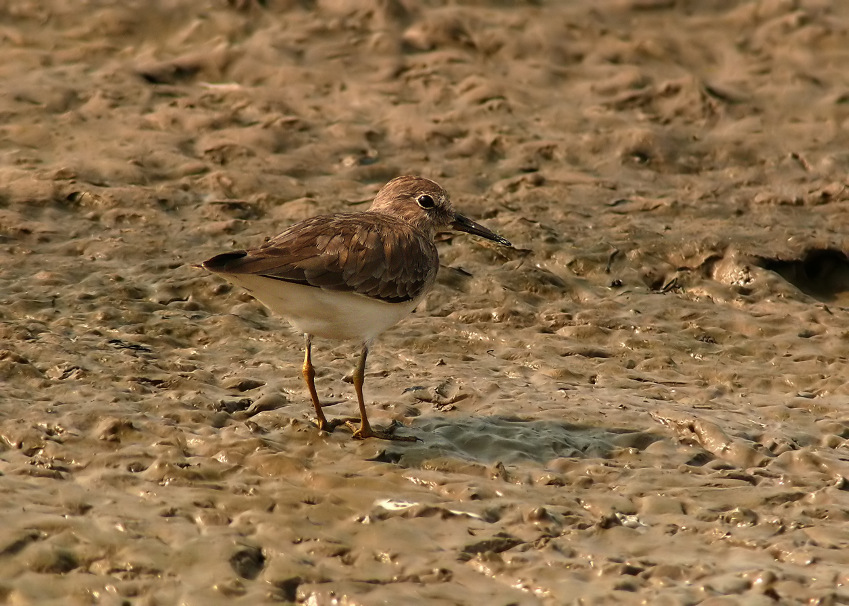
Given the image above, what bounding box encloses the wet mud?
[2,1,849,604]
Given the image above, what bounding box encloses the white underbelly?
[223,274,419,341]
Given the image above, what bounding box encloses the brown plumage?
[202,175,511,440]
[204,212,439,303]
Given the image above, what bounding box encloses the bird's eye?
[417,194,436,209]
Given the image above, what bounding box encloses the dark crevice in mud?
[757,248,849,302]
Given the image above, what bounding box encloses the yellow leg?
[351,343,375,439]
[302,334,330,431]
[350,343,417,441]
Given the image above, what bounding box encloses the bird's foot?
[348,420,419,442]
[314,417,348,433]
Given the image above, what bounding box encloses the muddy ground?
[2,1,849,604]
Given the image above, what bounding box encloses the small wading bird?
[202,176,511,440]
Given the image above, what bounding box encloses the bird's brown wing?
[202,213,438,303]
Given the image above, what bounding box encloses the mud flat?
[2,1,849,604]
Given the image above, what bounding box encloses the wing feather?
[203,213,438,303]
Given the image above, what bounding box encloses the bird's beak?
[451,213,512,247]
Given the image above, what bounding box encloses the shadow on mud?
[371,415,662,467]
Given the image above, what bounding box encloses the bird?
[202,175,512,440]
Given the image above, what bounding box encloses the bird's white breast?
[222,274,420,341]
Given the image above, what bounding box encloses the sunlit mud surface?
[2,1,849,604]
